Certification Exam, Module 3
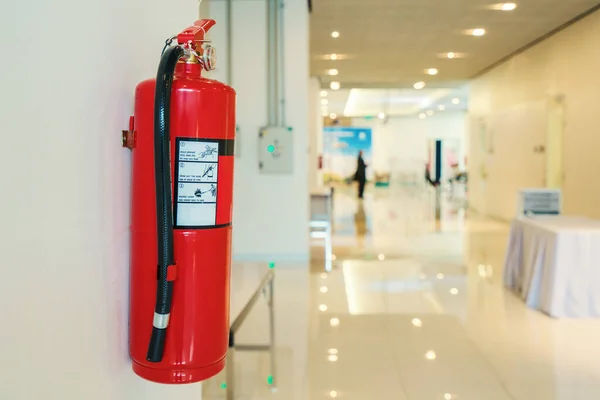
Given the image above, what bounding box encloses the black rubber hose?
[147,45,185,363]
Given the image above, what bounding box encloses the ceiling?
[323,87,469,118]
[310,0,600,90]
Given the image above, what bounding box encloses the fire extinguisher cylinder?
[129,19,236,384]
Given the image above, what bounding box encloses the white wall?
[0,0,211,398]
[205,0,309,261]
[469,9,600,219]
[351,112,467,181]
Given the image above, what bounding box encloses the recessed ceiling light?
[438,105,446,111]
[321,99,329,105]
[450,288,459,295]
[378,112,386,120]
[328,69,339,76]
[319,304,328,312]
[426,110,434,116]
[330,317,340,327]
[329,391,338,398]
[470,28,486,36]
[426,68,438,76]
[378,253,385,260]
[328,354,338,362]
[444,394,454,400]
[492,2,518,11]
[328,348,338,355]
[413,81,426,90]
[320,90,328,97]
[436,273,444,279]
[452,98,461,104]
[329,53,339,60]
[438,52,466,59]
[330,81,340,90]
[425,350,437,360]
[329,113,337,120]
[331,31,340,38]
[412,318,423,327]
[320,286,328,293]
[419,113,426,119]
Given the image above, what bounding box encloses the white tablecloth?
[504,216,600,318]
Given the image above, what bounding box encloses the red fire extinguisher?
[125,19,236,384]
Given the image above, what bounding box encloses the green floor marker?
[220,382,227,389]
[267,144,275,153]
[269,262,275,269]
[267,375,274,385]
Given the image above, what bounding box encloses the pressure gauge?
[202,45,216,71]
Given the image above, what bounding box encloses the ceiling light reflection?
[320,90,328,97]
[436,273,444,280]
[321,273,328,279]
[321,99,328,105]
[378,254,385,260]
[419,113,426,119]
[438,105,446,111]
[450,288,459,295]
[328,348,338,355]
[319,304,328,312]
[452,98,461,104]
[330,81,340,90]
[329,113,337,120]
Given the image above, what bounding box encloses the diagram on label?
[178,141,219,162]
[175,140,220,227]
[178,162,218,183]
[194,184,217,199]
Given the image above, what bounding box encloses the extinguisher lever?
[177,19,216,48]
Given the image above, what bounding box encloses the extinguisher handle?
[177,19,216,46]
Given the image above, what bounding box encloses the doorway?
[545,95,565,189]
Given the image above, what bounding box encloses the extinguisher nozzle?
[146,327,167,363]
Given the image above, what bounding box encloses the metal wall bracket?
[122,116,136,150]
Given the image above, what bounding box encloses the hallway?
[204,186,600,400]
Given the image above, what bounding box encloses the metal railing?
[226,269,276,399]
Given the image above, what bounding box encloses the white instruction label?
[175,140,220,227]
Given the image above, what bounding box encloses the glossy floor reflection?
[203,185,600,400]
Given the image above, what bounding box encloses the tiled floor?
[203,185,600,399]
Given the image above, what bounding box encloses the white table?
[504,216,600,318]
